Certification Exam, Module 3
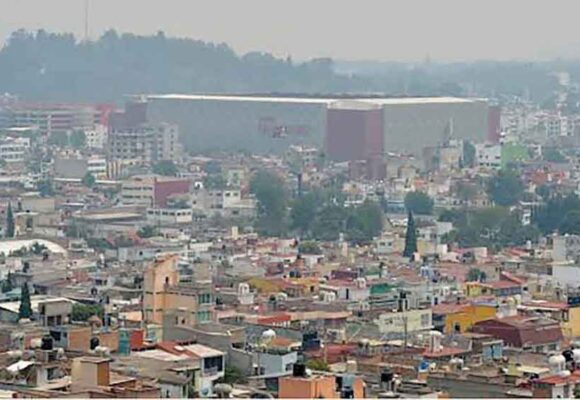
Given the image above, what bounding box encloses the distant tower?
[442,117,454,145]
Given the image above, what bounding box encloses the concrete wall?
[382,100,488,156]
[147,97,326,153]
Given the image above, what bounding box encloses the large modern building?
[0,100,113,137]
[143,94,490,160]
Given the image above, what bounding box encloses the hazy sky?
[3,0,580,62]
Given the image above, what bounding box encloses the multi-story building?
[475,143,502,169]
[143,255,214,326]
[0,102,102,136]
[121,175,191,207]
[85,124,108,149]
[146,208,193,225]
[108,122,180,165]
[0,137,30,164]
[87,157,107,178]
[190,187,256,218]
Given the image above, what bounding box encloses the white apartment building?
[0,137,30,164]
[475,143,502,169]
[87,157,108,178]
[85,124,108,149]
[146,208,192,225]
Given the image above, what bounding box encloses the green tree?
[153,160,178,176]
[18,284,32,319]
[403,211,418,258]
[535,184,552,200]
[305,359,330,372]
[311,204,347,241]
[219,365,247,384]
[37,180,54,197]
[48,132,68,146]
[5,203,14,238]
[466,268,486,282]
[298,241,322,254]
[487,169,524,207]
[69,130,86,148]
[533,194,580,234]
[462,141,476,168]
[203,173,226,189]
[543,147,566,163]
[404,191,434,215]
[71,303,104,321]
[346,200,384,243]
[137,225,158,238]
[290,193,318,236]
[31,242,48,255]
[81,172,96,188]
[1,273,13,293]
[250,170,288,236]
[559,210,580,235]
[456,182,478,203]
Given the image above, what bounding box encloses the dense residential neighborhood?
[2,5,580,397]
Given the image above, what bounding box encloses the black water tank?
[41,335,53,350]
[381,370,394,383]
[293,363,306,377]
[90,337,100,350]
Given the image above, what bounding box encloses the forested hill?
[0,29,366,103]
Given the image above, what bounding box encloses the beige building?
[374,308,433,339]
[143,256,214,326]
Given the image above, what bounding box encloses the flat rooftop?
[145,94,480,106]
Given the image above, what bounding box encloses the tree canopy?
[532,194,580,235]
[0,29,359,103]
[5,203,14,238]
[153,160,179,177]
[466,268,487,282]
[403,211,418,258]
[404,191,434,215]
[82,172,96,188]
[71,303,104,322]
[250,170,288,237]
[487,169,524,207]
[18,284,32,319]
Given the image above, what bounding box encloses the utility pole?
[403,314,408,352]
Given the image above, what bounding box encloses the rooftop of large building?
[144,93,482,106]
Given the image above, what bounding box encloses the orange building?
[279,365,365,399]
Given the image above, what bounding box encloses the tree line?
[0,29,363,103]
[250,171,383,244]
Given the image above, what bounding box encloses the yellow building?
[464,282,493,298]
[435,304,497,334]
[143,255,214,325]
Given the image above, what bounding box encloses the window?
[203,356,223,373]
[197,310,211,322]
[199,293,212,304]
